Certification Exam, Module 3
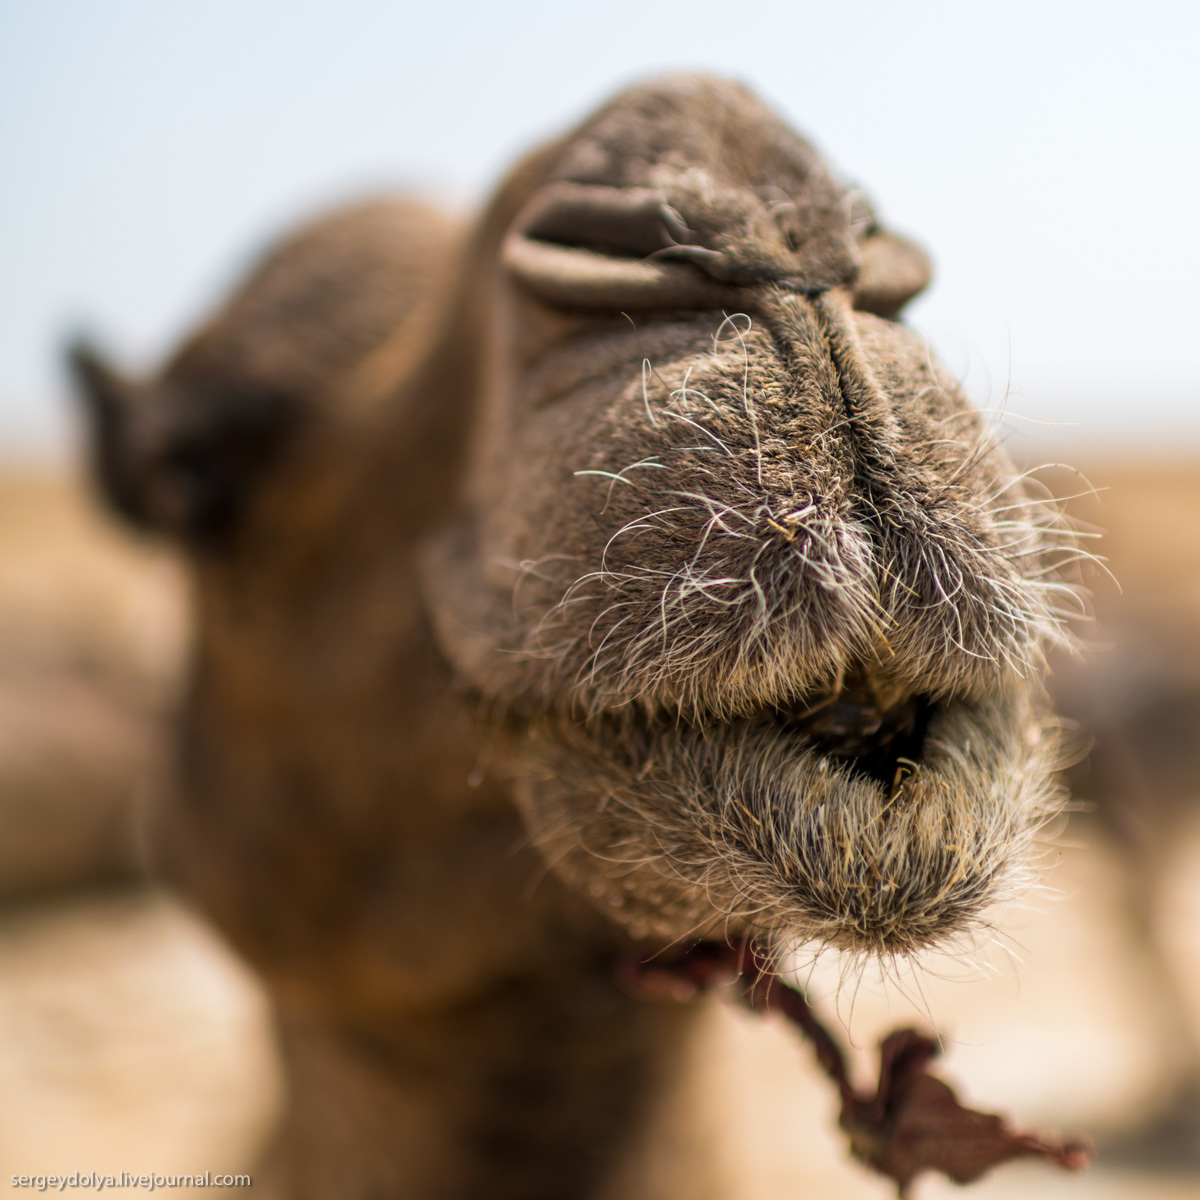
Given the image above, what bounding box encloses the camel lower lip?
[514,685,1054,955]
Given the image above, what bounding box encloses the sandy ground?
[2,463,1198,1197]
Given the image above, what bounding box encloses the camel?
[70,75,1087,1196]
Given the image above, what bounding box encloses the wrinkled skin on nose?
[423,75,1081,956]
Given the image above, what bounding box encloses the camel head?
[69,74,1084,969]
[422,75,1083,959]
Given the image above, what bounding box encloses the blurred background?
[1,1,1198,1195]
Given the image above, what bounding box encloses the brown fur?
[71,75,1083,1193]
[74,177,708,1198]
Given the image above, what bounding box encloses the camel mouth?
[514,671,1053,957]
[629,661,945,803]
[767,672,938,798]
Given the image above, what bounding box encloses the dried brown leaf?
[619,940,1092,1196]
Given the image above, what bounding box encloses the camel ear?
[502,181,743,311]
[852,231,931,319]
[67,338,156,530]
[68,336,292,543]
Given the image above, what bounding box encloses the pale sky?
[3,0,1198,459]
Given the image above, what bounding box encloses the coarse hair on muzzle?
[421,72,1092,958]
